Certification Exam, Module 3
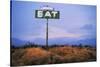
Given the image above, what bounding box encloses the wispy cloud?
[48,26,82,38]
[17,25,84,41]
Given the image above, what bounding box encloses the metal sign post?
[35,6,60,48]
[46,18,48,48]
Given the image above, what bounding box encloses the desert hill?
[11,46,96,66]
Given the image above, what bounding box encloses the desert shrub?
[78,44,83,48]
[84,45,92,48]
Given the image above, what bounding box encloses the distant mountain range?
[11,38,27,47]
[11,37,96,47]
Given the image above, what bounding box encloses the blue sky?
[11,1,96,44]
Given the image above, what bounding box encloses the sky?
[11,1,96,45]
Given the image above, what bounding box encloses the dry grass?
[11,46,96,66]
[49,47,96,62]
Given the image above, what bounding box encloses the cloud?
[17,25,84,41]
[48,26,82,38]
[80,24,95,30]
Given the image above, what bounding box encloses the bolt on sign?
[35,10,60,19]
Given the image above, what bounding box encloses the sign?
[35,10,60,19]
[35,8,60,48]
